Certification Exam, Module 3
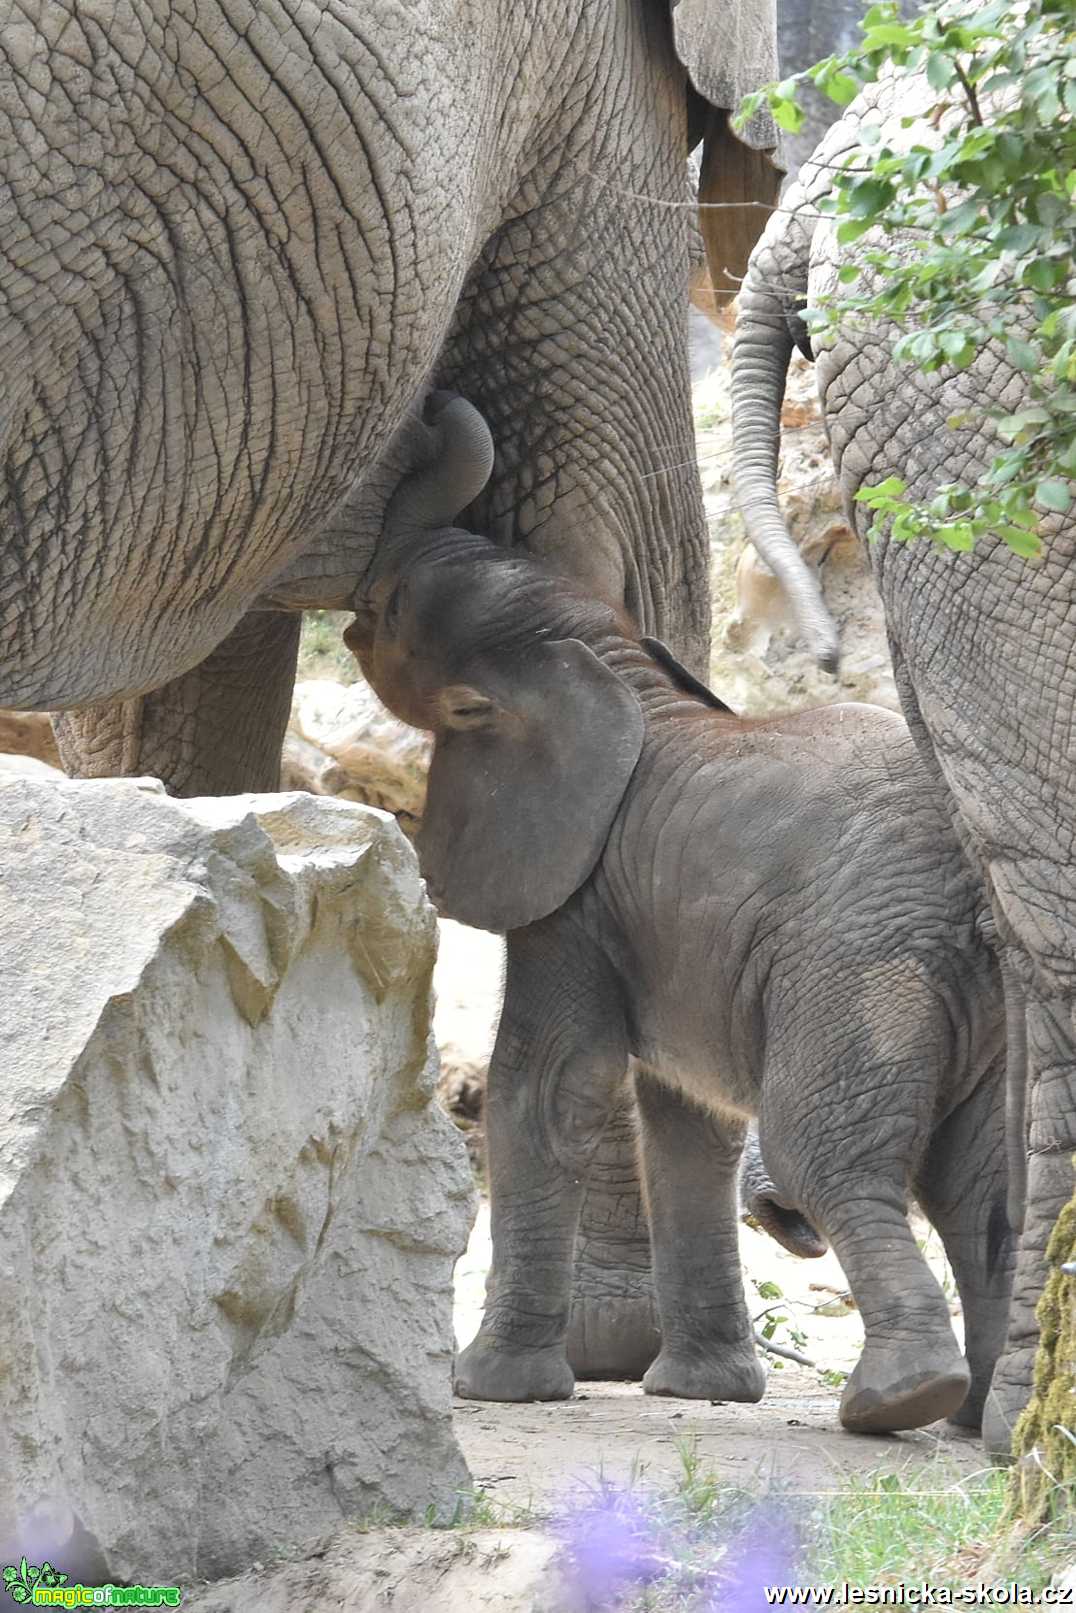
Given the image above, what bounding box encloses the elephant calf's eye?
[440,686,497,729]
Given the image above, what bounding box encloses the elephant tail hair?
[1000,952,1029,1238]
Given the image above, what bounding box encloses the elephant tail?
[739,1128,828,1259]
[745,1191,829,1261]
[387,392,495,537]
[731,227,840,673]
[1000,952,1029,1237]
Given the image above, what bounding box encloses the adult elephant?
[0,1,780,1383]
[730,71,1076,1456]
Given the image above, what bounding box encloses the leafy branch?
[736,0,1076,557]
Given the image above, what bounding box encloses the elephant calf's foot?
[840,1338,970,1434]
[454,1333,575,1403]
[643,1341,766,1403]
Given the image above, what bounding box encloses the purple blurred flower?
[556,1486,663,1605]
[555,1481,804,1610]
[716,1501,804,1612]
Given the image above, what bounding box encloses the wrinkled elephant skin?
[0,0,779,1385]
[731,70,1076,1457]
[352,396,1014,1432]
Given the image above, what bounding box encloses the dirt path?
[455,1378,983,1511]
[454,1203,984,1506]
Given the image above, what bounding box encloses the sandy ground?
[435,920,986,1507]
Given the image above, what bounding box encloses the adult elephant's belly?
[0,7,485,712]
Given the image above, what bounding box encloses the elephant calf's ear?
[418,639,644,933]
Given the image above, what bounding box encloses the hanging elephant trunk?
[731,249,841,672]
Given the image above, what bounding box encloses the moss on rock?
[1010,1163,1076,1520]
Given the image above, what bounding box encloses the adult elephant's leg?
[875,554,1076,1454]
[913,1057,1014,1431]
[634,1072,764,1402]
[53,611,301,796]
[983,990,1076,1458]
[564,1101,661,1379]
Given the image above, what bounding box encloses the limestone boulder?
[285,679,430,832]
[0,779,474,1585]
[0,753,60,779]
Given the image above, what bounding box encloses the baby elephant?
[348,394,1013,1435]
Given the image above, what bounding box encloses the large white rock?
[285,679,430,832]
[0,779,474,1584]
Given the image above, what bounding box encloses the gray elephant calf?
[347,395,1012,1434]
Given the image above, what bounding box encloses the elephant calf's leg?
[762,1021,969,1434]
[914,1057,1014,1432]
[454,923,630,1403]
[822,1190,969,1433]
[635,1073,765,1404]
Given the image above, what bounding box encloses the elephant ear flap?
[418,639,644,933]
[670,0,779,146]
[670,1,782,305]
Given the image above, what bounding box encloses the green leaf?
[999,526,1042,557]
[823,71,860,105]
[1023,258,1063,292]
[846,177,896,218]
[772,98,806,134]
[1006,337,1039,373]
[837,264,862,284]
[1036,477,1072,512]
[857,476,907,501]
[835,216,875,245]
[940,523,975,551]
[995,225,1041,255]
[863,22,914,47]
[926,51,956,89]
[756,1279,782,1299]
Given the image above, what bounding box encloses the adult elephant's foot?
[643,1342,766,1403]
[566,1100,662,1379]
[566,1292,662,1379]
[454,1333,575,1402]
[981,1345,1036,1461]
[840,1338,971,1434]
